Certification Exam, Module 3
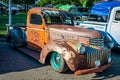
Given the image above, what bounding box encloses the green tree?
[36,0,99,7]
[1,0,8,3]
[1,0,35,4]
[36,0,48,6]
[23,0,35,4]
[78,0,88,7]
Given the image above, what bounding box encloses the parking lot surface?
[0,39,120,80]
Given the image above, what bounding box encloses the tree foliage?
[36,0,99,7]
[1,0,99,7]
[1,0,35,4]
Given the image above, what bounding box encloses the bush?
[0,12,27,37]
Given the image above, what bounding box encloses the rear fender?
[7,27,27,47]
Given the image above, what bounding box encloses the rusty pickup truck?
[7,8,113,75]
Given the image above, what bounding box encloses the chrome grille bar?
[86,47,110,67]
[89,38,104,48]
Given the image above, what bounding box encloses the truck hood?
[48,24,102,45]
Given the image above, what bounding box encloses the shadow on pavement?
[0,38,120,79]
[0,41,45,74]
[91,50,120,80]
[63,50,120,79]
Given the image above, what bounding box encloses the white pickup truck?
[75,1,120,48]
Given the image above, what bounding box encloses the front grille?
[86,47,110,67]
[89,38,104,48]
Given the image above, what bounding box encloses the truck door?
[26,13,47,51]
[110,10,120,45]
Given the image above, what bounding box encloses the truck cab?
[8,8,113,75]
[75,1,120,48]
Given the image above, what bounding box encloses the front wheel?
[50,52,68,72]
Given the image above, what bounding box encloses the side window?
[30,14,42,25]
[115,10,120,21]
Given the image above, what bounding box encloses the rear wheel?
[50,52,68,72]
[76,17,81,21]
[9,38,16,49]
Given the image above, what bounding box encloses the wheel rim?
[51,52,62,70]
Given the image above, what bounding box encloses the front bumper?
[74,62,112,75]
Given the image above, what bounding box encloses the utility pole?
[6,0,13,33]
[9,0,12,26]
[8,0,13,30]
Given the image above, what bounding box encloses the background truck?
[7,7,113,75]
[75,1,120,48]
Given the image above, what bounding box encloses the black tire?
[9,38,16,49]
[12,10,16,15]
[76,17,81,21]
[50,52,68,72]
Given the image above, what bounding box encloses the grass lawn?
[0,13,27,38]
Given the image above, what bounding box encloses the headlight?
[79,45,86,54]
[107,41,114,49]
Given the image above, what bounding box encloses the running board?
[18,47,40,61]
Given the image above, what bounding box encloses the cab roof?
[28,7,58,13]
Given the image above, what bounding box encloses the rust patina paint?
[74,62,112,75]
[18,7,112,74]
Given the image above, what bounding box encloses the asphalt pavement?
[0,38,120,80]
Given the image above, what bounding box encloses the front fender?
[40,41,76,63]
[40,41,86,71]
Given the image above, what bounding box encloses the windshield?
[88,14,108,22]
[41,10,73,25]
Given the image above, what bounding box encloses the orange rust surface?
[23,7,111,72]
[26,8,102,51]
[74,62,112,75]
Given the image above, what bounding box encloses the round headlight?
[107,41,114,49]
[79,45,86,54]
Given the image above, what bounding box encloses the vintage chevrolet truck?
[7,8,113,75]
[75,1,120,49]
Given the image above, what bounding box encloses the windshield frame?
[41,9,73,25]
